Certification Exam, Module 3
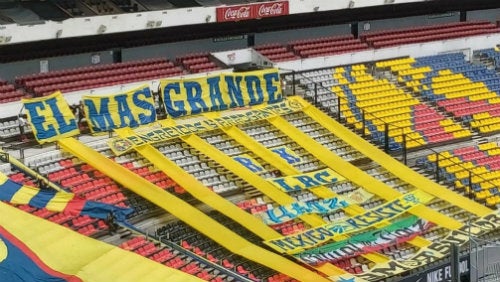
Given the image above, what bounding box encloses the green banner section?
[264,190,433,254]
[296,215,434,265]
[358,209,500,281]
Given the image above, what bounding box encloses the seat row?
[177,53,221,74]
[119,235,230,281]
[417,142,500,206]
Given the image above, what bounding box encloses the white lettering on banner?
[224,6,251,21]
[426,261,469,282]
[257,3,284,17]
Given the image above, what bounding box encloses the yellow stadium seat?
[479,142,498,151]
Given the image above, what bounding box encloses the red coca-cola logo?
[216,1,288,22]
[223,6,251,20]
[257,3,284,17]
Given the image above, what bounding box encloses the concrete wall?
[0,51,113,81]
[359,12,460,34]
[121,36,248,62]
[254,24,351,45]
[467,8,500,22]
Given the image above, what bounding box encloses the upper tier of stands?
[0,79,26,103]
[361,21,500,48]
[0,21,494,101]
[15,57,184,97]
[176,53,222,74]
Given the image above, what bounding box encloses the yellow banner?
[161,68,282,118]
[22,91,79,144]
[268,168,345,192]
[108,97,305,155]
[264,190,433,254]
[82,85,156,133]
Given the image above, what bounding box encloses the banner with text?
[268,168,345,192]
[22,91,80,144]
[83,85,156,133]
[357,209,500,281]
[160,68,282,119]
[296,215,434,265]
[216,1,289,22]
[256,189,372,225]
[233,154,266,173]
[108,97,304,155]
[264,190,434,254]
[0,172,133,222]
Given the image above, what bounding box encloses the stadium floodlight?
[348,1,355,8]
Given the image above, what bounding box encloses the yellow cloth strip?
[314,263,348,277]
[182,134,326,227]
[134,143,281,240]
[222,126,365,215]
[268,115,462,231]
[301,97,492,217]
[0,201,204,282]
[363,252,391,263]
[407,236,432,248]
[223,126,403,264]
[221,127,375,278]
[57,137,330,282]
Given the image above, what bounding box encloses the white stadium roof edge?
[0,0,430,45]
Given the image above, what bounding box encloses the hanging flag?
[295,216,435,265]
[0,226,82,282]
[0,173,133,222]
[22,91,80,144]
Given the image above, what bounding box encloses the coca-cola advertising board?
[216,1,289,22]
